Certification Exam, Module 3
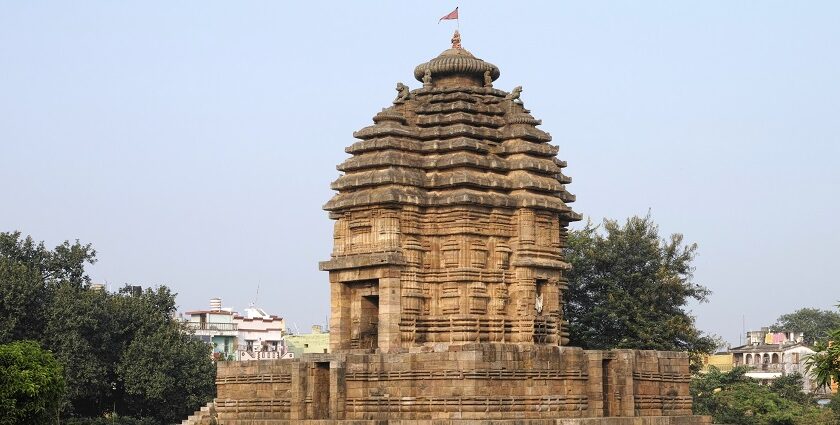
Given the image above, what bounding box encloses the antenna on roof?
[252,283,260,307]
[741,315,745,346]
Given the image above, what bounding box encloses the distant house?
[285,325,330,358]
[184,298,292,361]
[184,298,238,360]
[707,328,825,394]
[233,306,287,360]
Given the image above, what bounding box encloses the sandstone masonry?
[187,32,710,425]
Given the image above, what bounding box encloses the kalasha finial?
[451,30,462,49]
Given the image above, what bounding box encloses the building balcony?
[186,322,238,336]
[735,363,785,372]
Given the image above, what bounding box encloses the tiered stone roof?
[325,33,579,224]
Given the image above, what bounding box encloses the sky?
[1,1,838,345]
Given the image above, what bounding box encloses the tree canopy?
[0,231,96,343]
[0,231,215,423]
[805,303,840,392]
[0,340,65,425]
[772,307,840,346]
[563,215,718,366]
[691,367,830,425]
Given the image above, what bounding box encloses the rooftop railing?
[733,363,786,372]
[186,322,238,332]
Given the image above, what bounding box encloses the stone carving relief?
[394,82,411,103]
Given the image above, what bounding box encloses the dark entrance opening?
[312,362,330,419]
[344,280,380,350]
[359,295,379,349]
[602,359,613,416]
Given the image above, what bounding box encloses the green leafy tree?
[772,307,840,346]
[0,340,65,425]
[118,322,215,423]
[828,392,840,423]
[0,232,215,423]
[0,231,96,343]
[564,215,717,367]
[805,327,840,391]
[769,373,812,405]
[692,366,826,425]
[43,284,114,417]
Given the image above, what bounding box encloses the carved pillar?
[378,272,402,352]
[329,277,351,351]
[518,209,536,247]
[376,209,401,251]
[510,267,535,343]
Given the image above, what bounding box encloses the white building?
[233,305,288,360]
[184,298,290,361]
[729,328,823,393]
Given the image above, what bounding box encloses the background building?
[233,305,287,360]
[184,297,292,361]
[184,298,238,360]
[284,325,329,358]
[703,328,824,394]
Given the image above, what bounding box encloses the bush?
[0,340,65,425]
[691,366,827,425]
[65,416,157,425]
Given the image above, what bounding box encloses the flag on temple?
[439,7,458,23]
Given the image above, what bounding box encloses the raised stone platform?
[196,419,710,425]
[206,344,707,424]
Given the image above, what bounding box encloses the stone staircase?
[177,401,215,425]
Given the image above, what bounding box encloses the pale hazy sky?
[1,2,838,345]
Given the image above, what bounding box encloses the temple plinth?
[190,34,711,425]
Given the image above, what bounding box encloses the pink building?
[233,305,288,360]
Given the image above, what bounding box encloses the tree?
[118,323,215,423]
[0,231,215,423]
[769,373,812,405]
[43,283,115,417]
[0,340,65,425]
[42,284,216,422]
[0,231,96,343]
[772,307,840,346]
[691,366,827,425]
[564,215,718,367]
[805,315,840,391]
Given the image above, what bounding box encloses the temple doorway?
[312,362,330,419]
[345,280,379,349]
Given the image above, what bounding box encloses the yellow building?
[284,325,330,358]
[701,353,734,373]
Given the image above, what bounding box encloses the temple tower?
[320,31,581,353]
[202,32,707,424]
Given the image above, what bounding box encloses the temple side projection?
[188,33,710,424]
[321,31,581,352]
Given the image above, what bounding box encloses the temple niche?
[196,32,710,424]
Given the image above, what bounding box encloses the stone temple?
[185,32,710,424]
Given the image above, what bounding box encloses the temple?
[320,30,580,352]
[184,32,710,424]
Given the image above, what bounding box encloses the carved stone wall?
[321,43,580,352]
[185,35,711,425]
[212,345,705,423]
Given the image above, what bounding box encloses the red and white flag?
[438,7,458,23]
